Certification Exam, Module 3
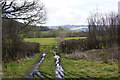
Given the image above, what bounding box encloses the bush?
[21,42,40,54]
[59,39,87,53]
[2,19,40,62]
[58,38,116,54]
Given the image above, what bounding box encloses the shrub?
[59,39,87,53]
[2,19,40,62]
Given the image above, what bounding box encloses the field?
[24,37,87,45]
[65,37,86,40]
[24,38,57,45]
[41,31,50,34]
[24,37,86,51]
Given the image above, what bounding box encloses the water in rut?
[51,51,64,79]
[26,50,64,79]
[26,52,46,78]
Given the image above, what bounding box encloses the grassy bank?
[38,52,55,78]
[3,53,42,78]
[60,54,118,78]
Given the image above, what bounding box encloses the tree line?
[24,26,88,38]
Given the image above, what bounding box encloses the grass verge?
[60,54,118,78]
[3,53,42,78]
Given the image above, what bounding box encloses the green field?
[24,37,87,45]
[24,37,86,52]
[41,31,50,34]
[24,38,57,45]
[65,37,87,40]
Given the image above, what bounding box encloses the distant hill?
[47,25,88,32]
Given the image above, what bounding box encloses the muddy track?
[25,50,64,79]
[25,52,46,78]
[50,51,64,79]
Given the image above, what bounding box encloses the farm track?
[25,50,64,79]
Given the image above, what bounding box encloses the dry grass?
[65,51,88,60]
[65,45,119,63]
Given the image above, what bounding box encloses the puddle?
[26,50,64,79]
[50,51,64,79]
[26,52,46,78]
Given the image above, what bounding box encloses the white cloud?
[41,0,119,26]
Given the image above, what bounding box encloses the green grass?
[24,37,86,45]
[3,53,42,78]
[65,37,87,40]
[41,31,50,34]
[38,52,55,78]
[60,54,118,78]
[24,38,57,45]
[24,37,86,52]
[40,45,58,52]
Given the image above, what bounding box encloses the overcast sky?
[41,0,118,26]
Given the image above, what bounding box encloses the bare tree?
[87,12,118,49]
[1,0,46,62]
[1,0,46,30]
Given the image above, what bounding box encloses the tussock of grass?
[60,54,118,78]
[38,52,55,78]
[3,53,42,78]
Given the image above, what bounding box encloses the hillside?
[47,25,88,32]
